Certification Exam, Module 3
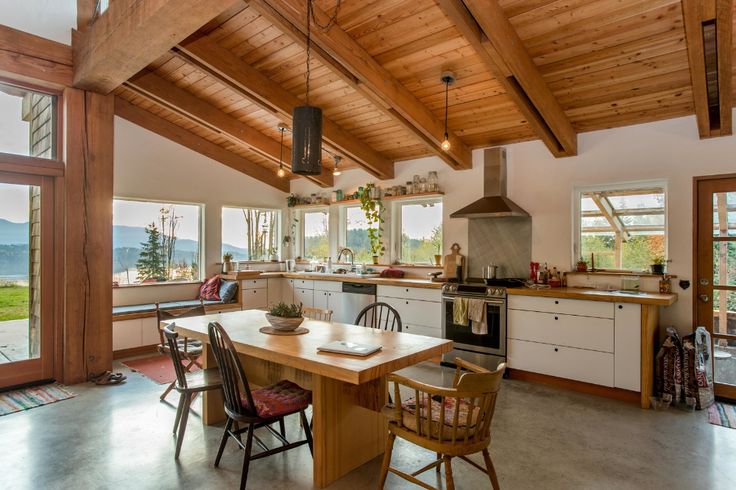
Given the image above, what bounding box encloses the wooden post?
[62,88,114,383]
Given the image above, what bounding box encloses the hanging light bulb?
[332,155,342,176]
[440,71,455,152]
[276,123,287,177]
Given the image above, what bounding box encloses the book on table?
[317,341,382,357]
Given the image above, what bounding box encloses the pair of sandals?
[90,371,127,385]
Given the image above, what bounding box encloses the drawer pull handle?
[554,300,559,305]
[554,348,558,352]
[406,301,409,305]
[554,316,558,320]
[618,305,623,309]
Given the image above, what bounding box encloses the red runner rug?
[122,355,200,385]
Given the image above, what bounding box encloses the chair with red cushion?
[208,322,313,490]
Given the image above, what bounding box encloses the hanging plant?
[358,183,385,263]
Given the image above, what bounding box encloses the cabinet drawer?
[313,280,342,292]
[508,339,614,387]
[377,285,441,302]
[378,296,441,329]
[292,278,314,290]
[508,295,613,319]
[242,278,268,290]
[294,288,314,308]
[508,309,614,353]
[403,323,441,338]
[243,288,267,309]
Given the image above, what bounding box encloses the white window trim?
[298,206,330,260]
[390,196,442,265]
[571,179,668,271]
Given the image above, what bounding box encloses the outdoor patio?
[0,319,29,363]
[715,344,736,387]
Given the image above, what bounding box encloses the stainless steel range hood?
[450,147,529,218]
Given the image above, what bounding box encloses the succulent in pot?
[575,257,588,272]
[265,302,304,331]
[650,255,666,275]
[222,252,234,273]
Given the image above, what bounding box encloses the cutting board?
[443,243,464,279]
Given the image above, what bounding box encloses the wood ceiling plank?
[176,34,395,178]
[437,0,577,156]
[73,0,242,93]
[126,71,333,187]
[250,0,473,170]
[115,98,290,192]
[715,0,732,135]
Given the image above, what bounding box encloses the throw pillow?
[199,275,221,301]
[219,280,239,303]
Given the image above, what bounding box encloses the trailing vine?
[358,183,385,258]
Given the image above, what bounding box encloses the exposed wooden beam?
[591,193,631,241]
[72,0,241,93]
[436,0,575,157]
[175,35,394,179]
[250,0,472,170]
[681,0,732,138]
[125,70,332,187]
[0,24,73,88]
[76,0,97,31]
[115,98,290,192]
[446,0,577,156]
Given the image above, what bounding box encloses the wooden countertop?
[252,271,443,289]
[172,309,452,385]
[507,287,677,306]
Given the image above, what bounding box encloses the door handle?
[699,294,710,303]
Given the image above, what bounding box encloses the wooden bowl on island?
[265,314,304,332]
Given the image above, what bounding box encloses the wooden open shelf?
[289,192,444,209]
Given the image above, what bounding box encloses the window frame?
[112,197,205,286]
[390,196,443,265]
[299,206,330,260]
[221,205,282,262]
[572,180,668,272]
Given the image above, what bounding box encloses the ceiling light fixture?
[440,71,455,152]
[291,0,341,175]
[276,123,287,178]
[332,155,342,176]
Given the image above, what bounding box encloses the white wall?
[0,0,76,44]
[292,112,736,333]
[113,117,287,305]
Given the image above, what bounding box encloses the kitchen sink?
[293,271,381,278]
[586,289,646,296]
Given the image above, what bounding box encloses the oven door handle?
[443,296,506,306]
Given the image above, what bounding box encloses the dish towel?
[468,299,487,335]
[453,297,469,326]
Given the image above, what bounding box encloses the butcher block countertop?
[254,271,443,289]
[507,287,677,306]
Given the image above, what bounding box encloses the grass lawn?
[0,285,29,321]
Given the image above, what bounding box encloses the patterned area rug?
[0,383,76,416]
[708,402,736,429]
[122,354,199,384]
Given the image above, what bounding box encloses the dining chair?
[354,302,402,332]
[156,302,206,400]
[162,324,222,459]
[378,358,506,490]
[303,306,333,322]
[207,322,313,490]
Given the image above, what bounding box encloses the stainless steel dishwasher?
[339,282,376,324]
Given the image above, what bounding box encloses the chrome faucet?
[337,247,355,270]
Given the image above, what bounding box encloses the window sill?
[566,271,676,278]
[113,280,202,289]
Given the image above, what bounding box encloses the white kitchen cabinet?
[294,288,314,308]
[243,288,268,310]
[508,295,613,319]
[113,317,158,351]
[377,292,442,338]
[242,278,268,290]
[267,278,284,308]
[377,285,440,302]
[313,287,346,322]
[614,302,641,391]
[314,289,329,310]
[507,309,614,353]
[282,279,296,304]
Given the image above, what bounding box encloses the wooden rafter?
[681,0,733,138]
[125,71,333,187]
[0,24,73,88]
[249,0,472,170]
[436,0,577,157]
[174,34,394,179]
[590,193,631,242]
[72,0,241,93]
[115,98,290,192]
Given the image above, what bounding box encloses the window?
[575,183,666,271]
[344,206,372,263]
[395,198,443,264]
[0,82,56,159]
[113,199,202,285]
[222,207,280,261]
[302,209,329,260]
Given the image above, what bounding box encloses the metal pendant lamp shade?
[291,105,323,175]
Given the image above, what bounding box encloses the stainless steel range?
[441,280,522,371]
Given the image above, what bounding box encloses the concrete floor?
[1,361,735,490]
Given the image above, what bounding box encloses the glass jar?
[420,178,428,193]
[406,181,414,194]
[428,171,438,192]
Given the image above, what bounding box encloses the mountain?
[0,218,29,245]
[113,225,199,252]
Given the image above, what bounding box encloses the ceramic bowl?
[265,314,304,331]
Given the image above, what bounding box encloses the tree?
[159,206,181,279]
[430,225,442,255]
[136,223,166,281]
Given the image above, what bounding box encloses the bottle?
[327,257,332,274]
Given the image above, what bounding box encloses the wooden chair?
[354,302,402,332]
[162,324,222,459]
[303,306,333,322]
[156,302,206,400]
[207,321,313,490]
[378,359,506,490]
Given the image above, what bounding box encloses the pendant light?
[291,0,324,175]
[440,71,455,152]
[332,155,342,176]
[276,123,287,178]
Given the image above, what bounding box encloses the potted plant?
[358,183,385,265]
[430,225,442,266]
[651,255,666,275]
[222,252,234,273]
[286,194,298,207]
[265,302,304,331]
[576,257,588,272]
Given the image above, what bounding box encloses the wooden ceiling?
[73,0,735,190]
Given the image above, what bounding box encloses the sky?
[0,90,30,157]
[113,200,201,241]
[0,184,31,222]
